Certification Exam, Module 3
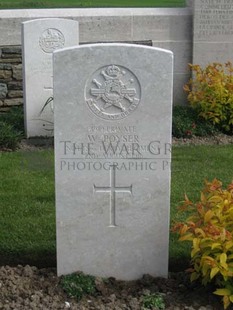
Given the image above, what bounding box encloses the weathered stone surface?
[2,54,22,59]
[133,14,192,42]
[0,58,22,64]
[7,81,22,90]
[2,47,21,54]
[8,90,23,98]
[0,68,12,80]
[0,64,12,70]
[193,42,233,66]
[80,15,132,42]
[152,40,191,104]
[0,83,7,99]
[22,18,79,138]
[0,8,191,45]
[4,98,24,106]
[12,64,22,80]
[54,43,173,280]
[0,100,3,106]
[0,65,12,79]
[193,0,233,66]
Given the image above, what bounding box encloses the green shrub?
[60,272,96,300]
[0,106,24,133]
[0,106,24,150]
[172,105,218,138]
[172,179,233,309]
[142,293,165,310]
[184,62,233,133]
[0,121,22,150]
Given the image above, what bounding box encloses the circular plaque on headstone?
[39,28,65,53]
[85,64,141,120]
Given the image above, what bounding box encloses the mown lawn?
[0,150,55,267]
[0,0,186,9]
[0,144,232,269]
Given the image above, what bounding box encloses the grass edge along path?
[0,0,186,9]
[0,144,232,269]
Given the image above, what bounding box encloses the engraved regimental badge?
[39,28,65,53]
[85,65,141,120]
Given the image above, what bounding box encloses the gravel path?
[172,133,233,146]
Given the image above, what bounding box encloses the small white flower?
[65,301,71,308]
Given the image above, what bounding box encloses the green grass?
[0,144,232,270]
[0,150,55,267]
[0,0,185,9]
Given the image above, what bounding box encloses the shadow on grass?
[0,250,56,268]
[1,248,189,272]
[169,256,190,272]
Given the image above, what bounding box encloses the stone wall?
[0,6,193,112]
[0,46,23,111]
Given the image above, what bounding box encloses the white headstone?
[22,18,79,137]
[193,0,233,66]
[54,43,173,280]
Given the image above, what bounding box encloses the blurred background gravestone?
[22,18,79,138]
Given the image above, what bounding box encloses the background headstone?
[22,18,79,137]
[193,0,233,66]
[54,43,173,280]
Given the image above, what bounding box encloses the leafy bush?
[0,121,22,150]
[0,106,24,133]
[172,105,218,138]
[142,293,165,310]
[184,62,233,133]
[172,179,233,309]
[0,106,24,150]
[60,272,96,300]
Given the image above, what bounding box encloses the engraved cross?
[94,165,132,227]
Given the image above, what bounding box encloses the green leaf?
[211,243,222,250]
[190,272,200,282]
[210,266,219,279]
[229,295,233,303]
[214,288,231,296]
[220,253,227,265]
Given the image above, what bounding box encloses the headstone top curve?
[53,42,174,57]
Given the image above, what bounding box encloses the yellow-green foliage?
[184,62,233,132]
[172,179,233,309]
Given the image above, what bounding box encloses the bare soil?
[0,265,225,310]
